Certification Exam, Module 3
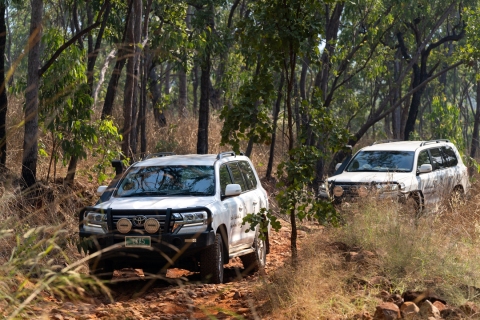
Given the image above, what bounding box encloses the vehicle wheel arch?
[216,224,229,264]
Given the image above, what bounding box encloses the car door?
[428,147,447,206]
[440,146,459,194]
[219,164,246,248]
[415,149,438,207]
[238,161,261,242]
[227,161,255,245]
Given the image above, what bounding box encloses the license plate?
[125,236,151,247]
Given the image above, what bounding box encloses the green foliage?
[90,119,124,184]
[220,65,275,153]
[425,95,464,148]
[39,28,123,183]
[242,208,281,241]
[277,145,338,225]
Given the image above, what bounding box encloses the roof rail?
[420,139,450,147]
[143,152,175,160]
[217,151,237,159]
[372,139,401,145]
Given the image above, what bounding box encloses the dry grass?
[257,184,480,319]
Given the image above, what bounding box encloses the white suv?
[79,152,269,283]
[319,140,469,213]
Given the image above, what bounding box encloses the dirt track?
[39,225,295,320]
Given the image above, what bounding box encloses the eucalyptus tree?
[393,1,467,140]
[0,1,7,169]
[22,0,43,188]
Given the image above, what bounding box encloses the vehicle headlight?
[376,184,399,192]
[319,182,327,192]
[84,211,107,229]
[172,211,208,233]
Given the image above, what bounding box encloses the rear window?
[116,165,215,197]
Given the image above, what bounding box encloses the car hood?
[96,197,216,210]
[328,171,414,184]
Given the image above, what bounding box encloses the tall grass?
[0,180,110,319]
[258,187,480,318]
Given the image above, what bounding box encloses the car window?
[428,148,445,170]
[417,150,432,170]
[346,151,414,172]
[227,162,247,191]
[238,161,257,190]
[219,164,232,196]
[441,146,458,167]
[116,165,215,197]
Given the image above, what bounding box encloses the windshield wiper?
[119,191,171,197]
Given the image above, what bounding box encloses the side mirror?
[97,186,108,196]
[418,164,432,174]
[335,163,342,171]
[225,184,242,197]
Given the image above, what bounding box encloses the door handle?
[253,201,258,205]
[239,207,243,211]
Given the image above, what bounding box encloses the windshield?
[346,151,414,172]
[116,165,215,197]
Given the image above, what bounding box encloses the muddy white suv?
[79,152,269,283]
[319,140,469,213]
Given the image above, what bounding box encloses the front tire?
[88,258,114,281]
[404,191,422,219]
[200,233,224,284]
[240,232,267,274]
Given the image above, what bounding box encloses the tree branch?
[39,1,108,77]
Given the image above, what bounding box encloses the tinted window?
[219,164,232,196]
[238,161,257,190]
[441,146,458,167]
[346,151,414,172]
[116,165,215,197]
[227,162,247,191]
[417,150,432,170]
[429,148,445,170]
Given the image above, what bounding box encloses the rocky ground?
[29,225,296,320]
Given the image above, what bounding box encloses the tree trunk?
[266,72,284,180]
[197,4,214,154]
[122,0,141,161]
[197,58,210,154]
[470,77,480,175]
[65,0,111,185]
[178,65,188,117]
[101,0,133,120]
[192,63,199,118]
[22,0,43,188]
[0,3,7,169]
[148,61,167,127]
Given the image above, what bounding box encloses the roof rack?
[372,139,401,145]
[217,151,245,159]
[143,152,175,160]
[420,139,450,147]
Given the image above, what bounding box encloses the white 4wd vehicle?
[79,152,269,283]
[319,140,469,213]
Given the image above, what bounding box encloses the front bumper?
[78,206,215,268]
[320,183,405,204]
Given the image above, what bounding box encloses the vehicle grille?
[332,182,373,199]
[111,210,174,234]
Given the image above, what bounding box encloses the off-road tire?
[200,233,224,284]
[449,186,465,209]
[142,265,167,278]
[88,258,114,281]
[240,232,267,274]
[404,191,422,219]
